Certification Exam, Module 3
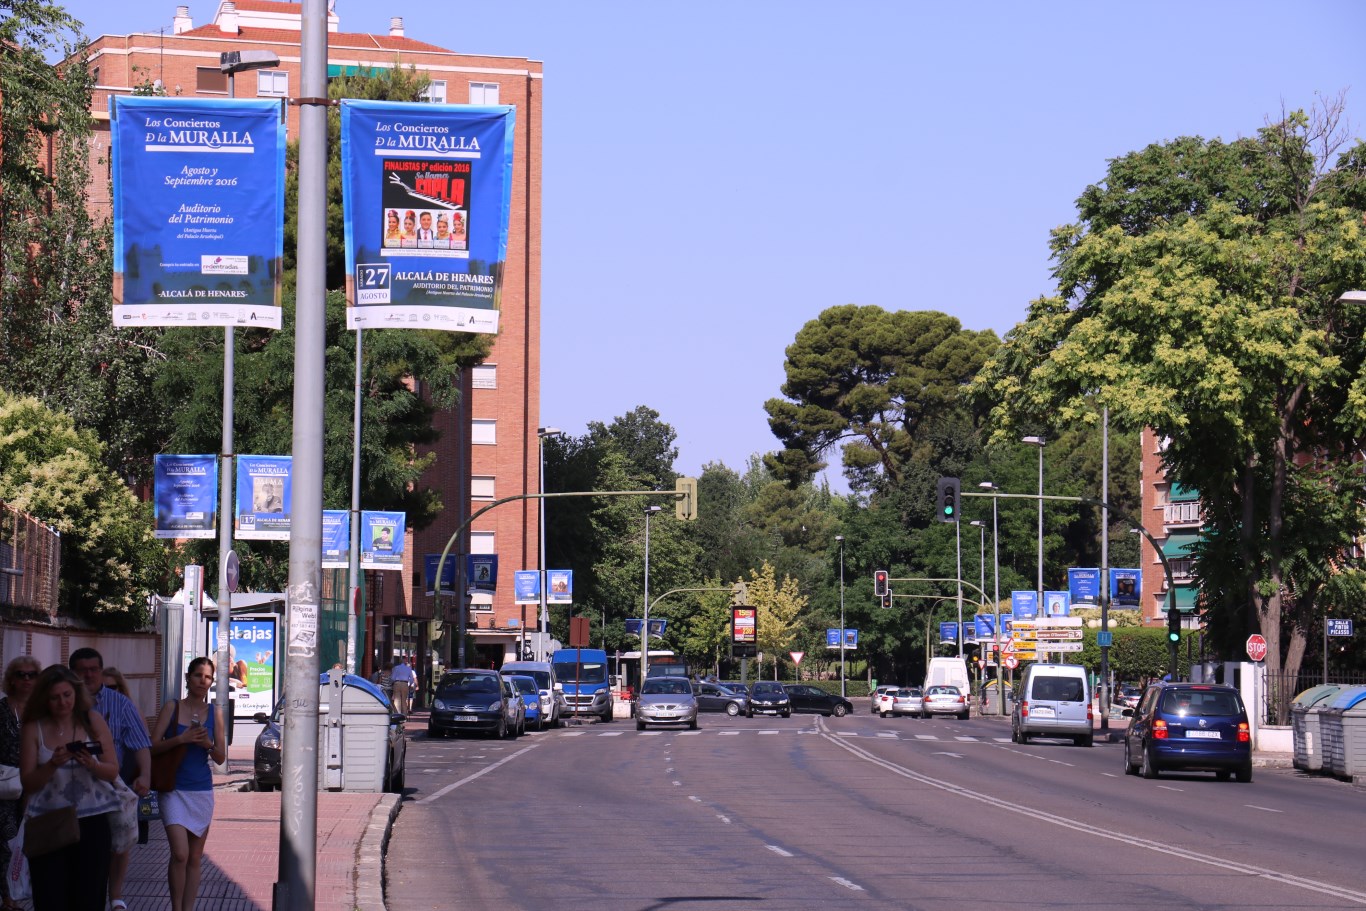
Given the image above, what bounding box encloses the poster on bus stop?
[205,617,276,719]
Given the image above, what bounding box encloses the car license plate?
[1186,730,1221,739]
[1031,706,1055,718]
[453,715,478,722]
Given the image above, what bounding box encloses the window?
[1170,558,1193,580]
[1164,500,1201,525]
[471,476,495,500]
[472,419,496,445]
[469,82,499,105]
[420,79,447,103]
[257,70,288,97]
[472,364,496,389]
[196,67,228,93]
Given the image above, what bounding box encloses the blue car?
[506,674,544,731]
[1123,682,1252,782]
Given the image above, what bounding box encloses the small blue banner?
[826,629,858,648]
[153,454,217,539]
[513,570,540,605]
[974,615,996,640]
[1067,568,1101,605]
[466,553,497,594]
[1044,590,1072,617]
[423,554,458,596]
[234,455,291,540]
[1011,591,1039,619]
[321,510,349,569]
[1111,568,1141,607]
[626,619,667,638]
[939,621,959,645]
[361,510,405,570]
[546,570,573,605]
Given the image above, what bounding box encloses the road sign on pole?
[1004,655,1019,670]
[790,651,805,666]
[1246,633,1268,662]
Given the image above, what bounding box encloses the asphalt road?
[385,709,1366,910]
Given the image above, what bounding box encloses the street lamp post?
[641,506,662,682]
[1022,436,1046,601]
[979,482,1004,716]
[536,427,562,661]
[970,520,985,702]
[836,535,845,697]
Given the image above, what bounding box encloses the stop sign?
[1246,634,1268,662]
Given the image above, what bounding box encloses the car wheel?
[636,719,646,731]
[1123,740,1136,775]
[959,711,969,721]
[427,725,441,739]
[726,702,740,717]
[1235,763,1253,783]
[689,717,698,730]
[255,780,276,792]
[1141,745,1159,779]
[537,715,545,732]
[746,710,753,718]
[387,765,405,793]
[1077,734,1094,748]
[1019,730,1030,744]
[1215,770,1231,782]
[833,703,848,717]
[601,711,613,724]
[496,717,507,739]
[1011,726,1020,744]
[880,711,889,718]
[782,710,791,718]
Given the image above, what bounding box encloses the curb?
[355,792,401,911]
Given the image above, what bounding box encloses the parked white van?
[500,661,564,728]
[1011,663,1093,747]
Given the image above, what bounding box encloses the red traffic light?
[874,570,888,598]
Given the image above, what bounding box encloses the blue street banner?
[153,454,217,539]
[321,510,350,569]
[467,554,498,594]
[110,96,285,328]
[1111,568,1141,607]
[513,570,540,605]
[547,570,573,605]
[974,614,996,641]
[1011,590,1039,619]
[339,100,516,333]
[205,617,276,719]
[626,619,667,638]
[423,554,458,596]
[939,621,959,644]
[234,455,291,540]
[1067,568,1101,606]
[825,629,858,648]
[1044,590,1072,617]
[361,510,406,570]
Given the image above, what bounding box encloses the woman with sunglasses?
[0,657,39,911]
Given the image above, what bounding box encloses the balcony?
[1164,500,1201,526]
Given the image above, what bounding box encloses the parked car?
[695,681,751,716]
[872,684,900,714]
[252,675,407,793]
[785,684,854,717]
[1123,682,1252,782]
[720,681,751,697]
[749,681,791,717]
[884,687,923,718]
[634,676,698,730]
[922,685,969,719]
[506,674,544,730]
[1114,684,1142,709]
[501,660,566,728]
[428,669,522,739]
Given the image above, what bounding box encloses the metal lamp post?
[836,535,845,697]
[979,482,1004,716]
[536,427,562,660]
[641,506,662,682]
[1022,435,1046,601]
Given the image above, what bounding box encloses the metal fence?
[0,501,60,618]
[1264,670,1366,725]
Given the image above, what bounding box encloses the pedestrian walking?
[19,665,123,911]
[0,656,40,911]
[390,658,415,715]
[70,647,151,911]
[150,657,226,911]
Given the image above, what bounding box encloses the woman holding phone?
[19,665,121,911]
[151,657,226,911]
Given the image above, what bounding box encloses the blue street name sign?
[1327,619,1354,637]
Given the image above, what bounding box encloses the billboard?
[205,616,276,720]
[360,510,405,570]
[1044,590,1072,617]
[339,101,516,333]
[234,455,291,540]
[110,96,285,328]
[153,454,217,539]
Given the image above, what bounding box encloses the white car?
[872,685,900,714]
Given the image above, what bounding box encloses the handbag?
[6,819,30,902]
[22,805,79,858]
[151,699,187,792]
[0,764,19,801]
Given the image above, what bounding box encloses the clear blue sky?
[57,0,1366,488]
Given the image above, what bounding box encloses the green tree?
[0,391,165,624]
[746,561,804,676]
[973,101,1366,691]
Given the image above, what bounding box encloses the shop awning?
[1169,482,1200,502]
[1161,533,1200,558]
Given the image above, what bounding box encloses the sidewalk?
[114,742,398,911]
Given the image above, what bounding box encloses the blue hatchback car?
[1122,682,1252,782]
[506,674,544,730]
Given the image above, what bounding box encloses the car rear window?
[1033,677,1084,701]
[1160,690,1241,717]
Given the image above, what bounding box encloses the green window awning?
[1169,482,1200,502]
[1161,533,1199,557]
[1166,584,1198,612]
[328,64,390,78]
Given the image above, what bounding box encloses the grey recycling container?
[1318,685,1366,780]
[316,670,404,793]
[1291,685,1342,772]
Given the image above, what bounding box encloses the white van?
[923,657,971,699]
[500,660,563,728]
[1011,663,1093,747]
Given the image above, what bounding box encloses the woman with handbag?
[0,656,39,911]
[18,665,121,911]
[150,657,225,911]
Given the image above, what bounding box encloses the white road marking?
[563,731,585,737]
[1048,759,1075,767]
[765,845,793,857]
[679,731,702,736]
[598,731,623,737]
[417,744,538,804]
[719,731,739,736]
[831,877,865,892]
[717,815,731,824]
[1246,805,1283,813]
[915,734,939,740]
[758,730,780,735]
[1101,772,1119,778]
[955,736,979,742]
[837,732,859,737]
[672,780,682,786]
[1157,785,1183,792]
[932,752,964,759]
[877,732,899,738]
[688,796,701,802]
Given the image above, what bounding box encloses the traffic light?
[1167,607,1182,643]
[675,476,698,521]
[873,570,888,598]
[881,590,893,609]
[936,476,961,523]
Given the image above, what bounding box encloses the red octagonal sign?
[1246,634,1268,662]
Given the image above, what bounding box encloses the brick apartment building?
[1138,429,1199,631]
[78,1,544,674]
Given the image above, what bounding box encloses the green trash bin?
[1291,685,1342,772]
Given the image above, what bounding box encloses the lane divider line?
[417,744,538,805]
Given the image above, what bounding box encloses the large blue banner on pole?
[1011,590,1039,620]
[423,554,458,596]
[110,96,285,328]
[153,454,217,539]
[234,455,291,540]
[361,511,406,570]
[322,510,350,569]
[513,571,540,605]
[339,100,516,333]
[1067,568,1101,605]
[1111,568,1142,607]
[1044,590,1072,617]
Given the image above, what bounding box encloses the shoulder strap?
[162,699,179,740]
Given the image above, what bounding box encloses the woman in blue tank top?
[150,657,226,911]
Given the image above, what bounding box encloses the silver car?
[884,687,923,717]
[922,685,969,719]
[634,676,698,730]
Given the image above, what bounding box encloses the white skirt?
[159,788,215,838]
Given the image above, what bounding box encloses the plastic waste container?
[317,670,406,793]
[1291,685,1342,772]
[1318,685,1366,780]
